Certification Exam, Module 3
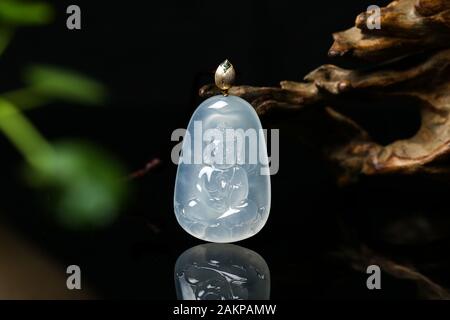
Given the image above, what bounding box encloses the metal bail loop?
[215,59,235,96]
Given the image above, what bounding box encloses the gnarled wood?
[200,0,450,184]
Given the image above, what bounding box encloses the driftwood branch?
[336,245,450,300]
[200,0,450,185]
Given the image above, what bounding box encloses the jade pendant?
[174,96,271,242]
[173,60,271,243]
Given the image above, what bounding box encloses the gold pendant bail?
[215,59,235,96]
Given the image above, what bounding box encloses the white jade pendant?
[174,94,271,243]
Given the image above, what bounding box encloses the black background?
[2,0,447,299]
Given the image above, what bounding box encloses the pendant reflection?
[174,243,270,300]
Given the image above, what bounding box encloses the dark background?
[2,0,448,299]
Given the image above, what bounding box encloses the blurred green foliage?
[0,0,129,228]
[25,65,108,106]
[28,142,127,228]
[0,0,53,26]
[0,28,13,55]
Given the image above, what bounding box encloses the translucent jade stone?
[174,95,271,243]
[174,244,270,300]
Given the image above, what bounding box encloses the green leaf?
[0,0,53,26]
[27,141,128,228]
[0,98,52,169]
[24,65,108,105]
